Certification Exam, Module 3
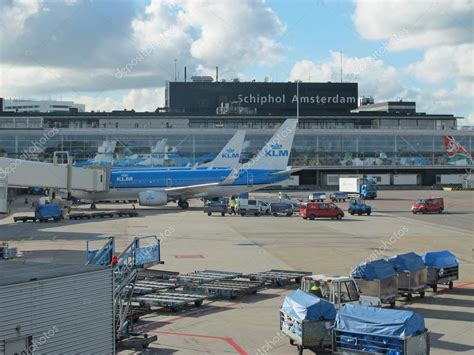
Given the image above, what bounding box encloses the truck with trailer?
[14,203,63,223]
[339,177,377,199]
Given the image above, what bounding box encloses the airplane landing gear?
[178,200,189,209]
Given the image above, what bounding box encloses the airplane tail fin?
[200,130,246,168]
[442,136,473,166]
[244,119,298,171]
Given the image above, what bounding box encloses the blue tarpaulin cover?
[388,252,425,272]
[351,259,396,280]
[335,304,425,338]
[281,289,337,321]
[422,250,458,269]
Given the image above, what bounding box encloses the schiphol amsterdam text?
[237,94,356,105]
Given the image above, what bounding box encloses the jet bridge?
[0,153,109,212]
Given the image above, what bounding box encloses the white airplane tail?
[200,130,246,168]
[244,119,298,171]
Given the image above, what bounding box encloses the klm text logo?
[117,174,133,182]
[222,148,239,159]
[264,143,289,157]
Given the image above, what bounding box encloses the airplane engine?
[138,190,168,206]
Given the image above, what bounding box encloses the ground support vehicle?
[351,259,398,308]
[348,198,372,216]
[389,253,428,300]
[332,304,429,355]
[299,202,345,220]
[270,202,295,216]
[91,211,114,219]
[422,250,459,292]
[330,192,348,202]
[13,215,37,223]
[339,177,377,199]
[308,192,326,202]
[117,210,139,217]
[237,199,269,216]
[14,203,63,223]
[203,201,228,216]
[86,235,162,349]
[280,289,336,355]
[35,203,62,222]
[69,212,91,220]
[0,243,17,259]
[300,275,383,309]
[411,197,444,214]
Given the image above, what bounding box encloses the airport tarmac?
[1,190,473,354]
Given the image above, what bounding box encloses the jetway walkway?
[0,157,109,191]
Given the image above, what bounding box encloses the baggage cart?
[280,289,336,355]
[248,269,312,286]
[177,270,242,284]
[422,250,459,292]
[183,279,263,299]
[389,253,428,300]
[134,292,208,312]
[333,305,429,355]
[351,259,398,307]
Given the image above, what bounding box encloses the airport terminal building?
[0,80,472,186]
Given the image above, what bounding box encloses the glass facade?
[0,128,471,168]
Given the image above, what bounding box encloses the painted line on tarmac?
[163,301,241,323]
[271,288,292,295]
[437,281,474,294]
[391,215,473,235]
[151,330,248,355]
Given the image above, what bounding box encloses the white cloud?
[0,0,42,36]
[353,0,473,51]
[0,0,285,107]
[71,87,165,112]
[351,0,473,120]
[465,112,474,126]
[289,52,404,100]
[132,0,285,71]
[407,44,474,86]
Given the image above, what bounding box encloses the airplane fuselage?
[74,167,288,201]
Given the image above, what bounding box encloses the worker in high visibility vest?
[310,281,323,297]
[229,197,237,215]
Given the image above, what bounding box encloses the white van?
[237,199,270,216]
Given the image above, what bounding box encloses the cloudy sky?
[0,0,472,123]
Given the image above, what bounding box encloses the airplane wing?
[164,182,221,198]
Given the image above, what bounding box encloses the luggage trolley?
[351,259,398,308]
[280,289,336,355]
[333,304,430,355]
[422,250,459,292]
[389,252,428,300]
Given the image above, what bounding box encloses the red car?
[299,202,345,220]
[411,197,444,214]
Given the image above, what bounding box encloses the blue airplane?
[73,119,298,209]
